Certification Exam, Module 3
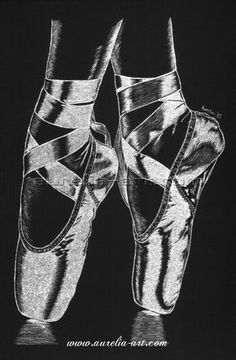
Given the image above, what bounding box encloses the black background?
[1,0,235,359]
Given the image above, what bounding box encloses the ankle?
[43,78,101,104]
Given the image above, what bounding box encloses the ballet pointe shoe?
[113,68,225,314]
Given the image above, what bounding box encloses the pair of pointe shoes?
[15,27,225,323]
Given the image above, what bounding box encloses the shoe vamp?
[20,139,92,248]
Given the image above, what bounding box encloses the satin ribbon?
[117,70,180,115]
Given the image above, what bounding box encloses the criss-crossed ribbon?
[116,70,189,188]
[24,78,103,201]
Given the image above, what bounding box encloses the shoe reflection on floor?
[131,310,166,342]
[15,318,58,345]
